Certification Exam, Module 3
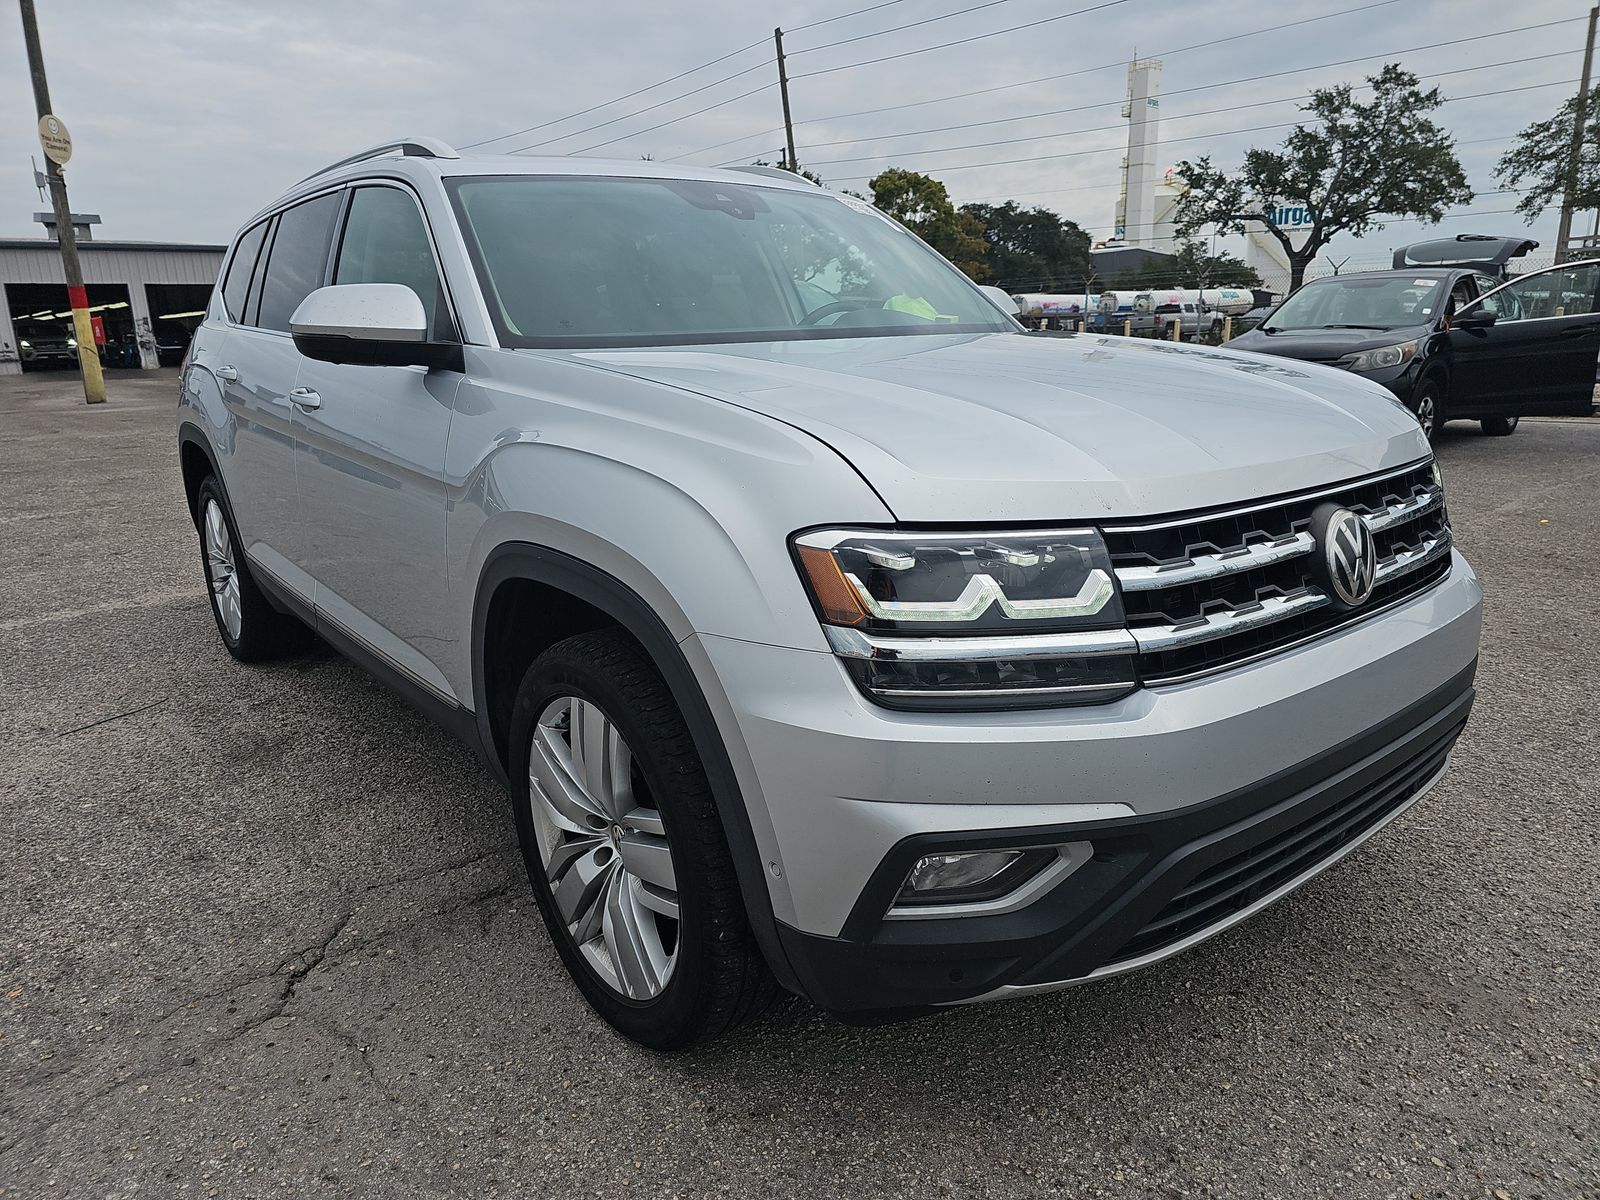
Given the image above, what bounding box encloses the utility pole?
[18,0,104,403]
[1555,5,1598,263]
[774,28,799,175]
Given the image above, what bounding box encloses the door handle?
[214,365,239,382]
[288,387,322,410]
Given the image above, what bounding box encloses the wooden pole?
[775,28,799,174]
[18,0,104,403]
[1555,6,1598,262]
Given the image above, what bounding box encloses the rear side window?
[334,187,454,340]
[220,221,268,322]
[256,192,341,332]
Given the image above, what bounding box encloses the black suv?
[1228,237,1600,439]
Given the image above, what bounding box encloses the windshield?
[446,175,1012,348]
[1264,276,1446,332]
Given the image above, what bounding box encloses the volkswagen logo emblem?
[1311,503,1378,608]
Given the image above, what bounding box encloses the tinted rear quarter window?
[220,221,268,322]
[256,192,341,332]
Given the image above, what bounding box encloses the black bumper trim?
[776,660,1476,1016]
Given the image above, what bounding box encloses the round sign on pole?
[38,113,72,165]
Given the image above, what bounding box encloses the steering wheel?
[798,299,875,326]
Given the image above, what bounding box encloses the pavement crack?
[56,696,169,737]
[365,843,518,892]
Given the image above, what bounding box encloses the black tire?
[193,476,309,662]
[509,629,778,1048]
[1409,380,1444,442]
[1480,414,1520,436]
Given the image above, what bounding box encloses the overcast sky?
[0,0,1585,267]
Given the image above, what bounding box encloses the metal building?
[0,239,223,375]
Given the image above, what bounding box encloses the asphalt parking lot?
[2,368,1597,1199]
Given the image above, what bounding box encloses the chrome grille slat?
[1130,590,1330,653]
[1114,532,1315,592]
[1363,484,1443,532]
[1376,530,1452,582]
[1106,461,1452,683]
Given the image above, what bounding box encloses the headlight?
[793,528,1135,710]
[66,337,77,348]
[1343,340,1417,372]
[18,340,29,348]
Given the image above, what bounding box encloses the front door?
[291,184,465,703]
[1448,260,1600,418]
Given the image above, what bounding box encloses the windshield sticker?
[1413,279,1434,286]
[838,194,879,215]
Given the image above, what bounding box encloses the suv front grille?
[1104,461,1451,682]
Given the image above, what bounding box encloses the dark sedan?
[1230,254,1599,440]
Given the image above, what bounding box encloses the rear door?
[1447,260,1600,417]
[291,182,465,703]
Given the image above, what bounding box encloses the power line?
[1025,190,1524,243]
[459,0,919,152]
[802,52,1572,168]
[788,0,911,34]
[792,0,1010,56]
[589,0,1126,161]
[459,37,768,150]
[672,0,1410,160]
[950,134,1521,208]
[788,26,1583,155]
[566,80,777,155]
[790,0,1133,80]
[504,58,774,154]
[823,77,1580,182]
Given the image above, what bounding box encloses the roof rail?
[297,137,459,185]
[727,164,818,186]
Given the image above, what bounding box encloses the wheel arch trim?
[470,542,802,995]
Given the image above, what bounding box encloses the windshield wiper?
[1323,323,1390,330]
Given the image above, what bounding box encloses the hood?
[564,332,1427,523]
[1229,323,1432,364]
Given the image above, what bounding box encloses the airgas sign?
[1266,204,1315,230]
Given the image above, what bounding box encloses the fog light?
[906,850,1022,894]
[894,846,1060,908]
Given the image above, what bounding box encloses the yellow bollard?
[1122,318,1131,337]
[1171,320,1181,343]
[1222,316,1233,342]
[66,285,106,403]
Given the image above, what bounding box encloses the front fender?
[442,350,894,699]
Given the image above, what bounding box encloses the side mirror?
[1452,307,1497,330]
[977,284,1023,316]
[290,283,463,370]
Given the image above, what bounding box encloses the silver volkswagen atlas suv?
[175,139,1482,1048]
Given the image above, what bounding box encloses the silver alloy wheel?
[527,695,680,999]
[1415,391,1436,438]
[203,498,243,640]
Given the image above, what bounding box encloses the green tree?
[1172,66,1471,290]
[1493,94,1600,225]
[959,201,1092,290]
[751,163,871,295]
[868,168,991,280]
[1164,239,1262,289]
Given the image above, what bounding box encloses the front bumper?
[777,664,1471,1015]
[692,552,1482,1013]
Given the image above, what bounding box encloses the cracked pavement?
[2,370,1597,1199]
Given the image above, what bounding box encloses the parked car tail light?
[793,528,1136,710]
